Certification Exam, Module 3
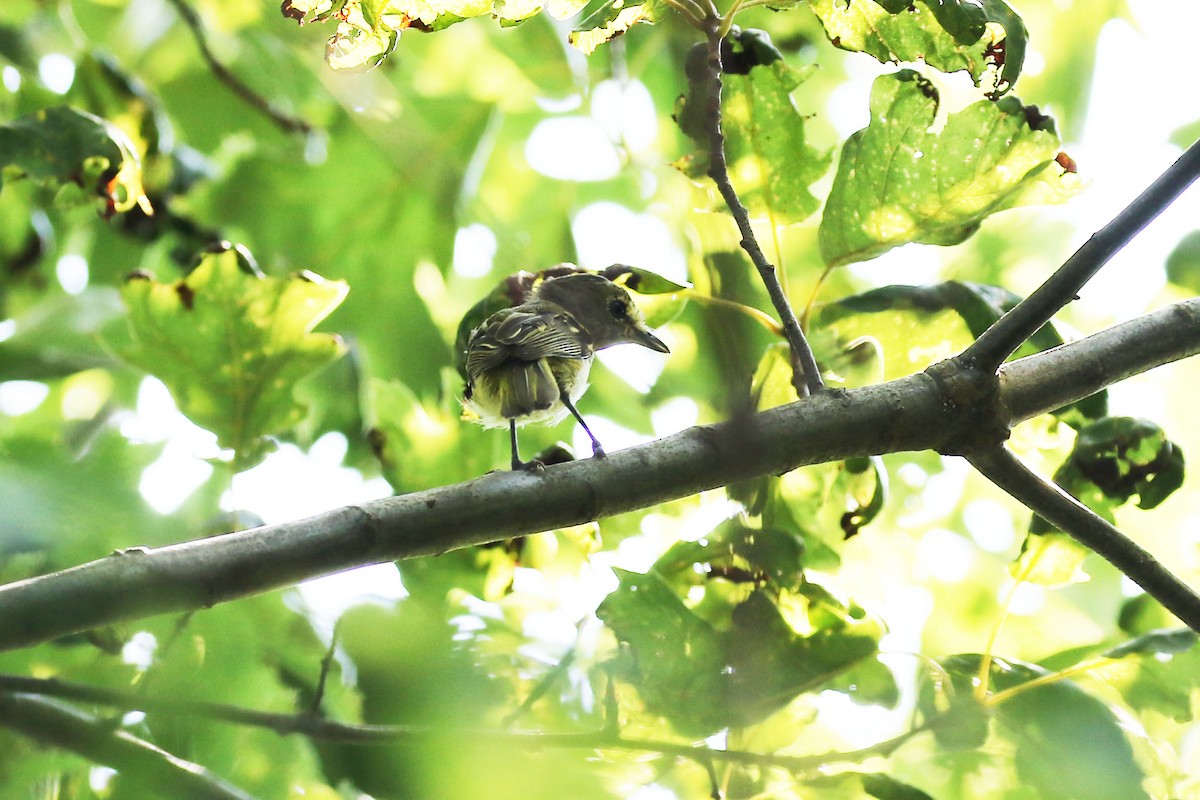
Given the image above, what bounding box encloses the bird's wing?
[467,303,591,379]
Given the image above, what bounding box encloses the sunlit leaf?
[674,29,829,225]
[568,0,666,55]
[0,105,152,217]
[819,70,1077,267]
[1010,531,1088,587]
[115,247,348,465]
[600,568,885,736]
[284,0,590,68]
[809,0,1027,96]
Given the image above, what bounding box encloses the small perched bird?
[463,272,669,470]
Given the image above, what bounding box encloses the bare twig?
[0,673,925,775]
[166,0,313,136]
[0,691,254,800]
[965,446,1200,632]
[961,138,1200,373]
[700,28,825,396]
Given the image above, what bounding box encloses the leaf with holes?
[819,71,1077,267]
[809,0,1027,96]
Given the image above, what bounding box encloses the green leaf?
[1055,416,1185,512]
[115,247,348,465]
[651,519,806,592]
[1164,229,1200,293]
[600,568,886,736]
[739,345,889,558]
[674,29,830,225]
[600,263,690,295]
[819,71,1077,267]
[1102,627,1198,660]
[368,377,493,491]
[860,773,936,800]
[923,655,1151,800]
[0,288,124,381]
[808,0,1027,96]
[1010,531,1089,587]
[0,105,151,216]
[569,0,666,55]
[1112,634,1200,723]
[289,0,590,66]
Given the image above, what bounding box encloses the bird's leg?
[509,419,543,471]
[561,395,605,459]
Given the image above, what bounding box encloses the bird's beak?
[632,325,670,354]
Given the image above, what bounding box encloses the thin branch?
[1,298,1199,651]
[0,673,925,775]
[700,29,825,396]
[165,0,313,136]
[965,446,1200,632]
[961,138,1200,373]
[0,691,254,800]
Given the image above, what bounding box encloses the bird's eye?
[608,299,628,319]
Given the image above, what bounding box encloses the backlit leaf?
[819,71,1077,267]
[115,247,348,464]
[674,29,830,225]
[569,0,666,55]
[809,0,1027,96]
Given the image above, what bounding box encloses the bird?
[462,272,669,470]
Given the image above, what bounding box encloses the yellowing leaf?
[116,249,348,465]
[819,70,1078,267]
[569,0,664,55]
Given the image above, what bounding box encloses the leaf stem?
[686,290,786,335]
[975,549,1042,701]
[965,445,1200,633]
[960,138,1200,374]
[984,657,1112,708]
[700,28,825,395]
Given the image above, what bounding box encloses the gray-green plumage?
[463,273,669,469]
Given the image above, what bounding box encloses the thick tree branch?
[0,692,254,800]
[1001,299,1200,424]
[1,298,1198,651]
[965,446,1200,631]
[701,30,824,395]
[961,138,1200,373]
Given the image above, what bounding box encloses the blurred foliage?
[0,0,1197,798]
